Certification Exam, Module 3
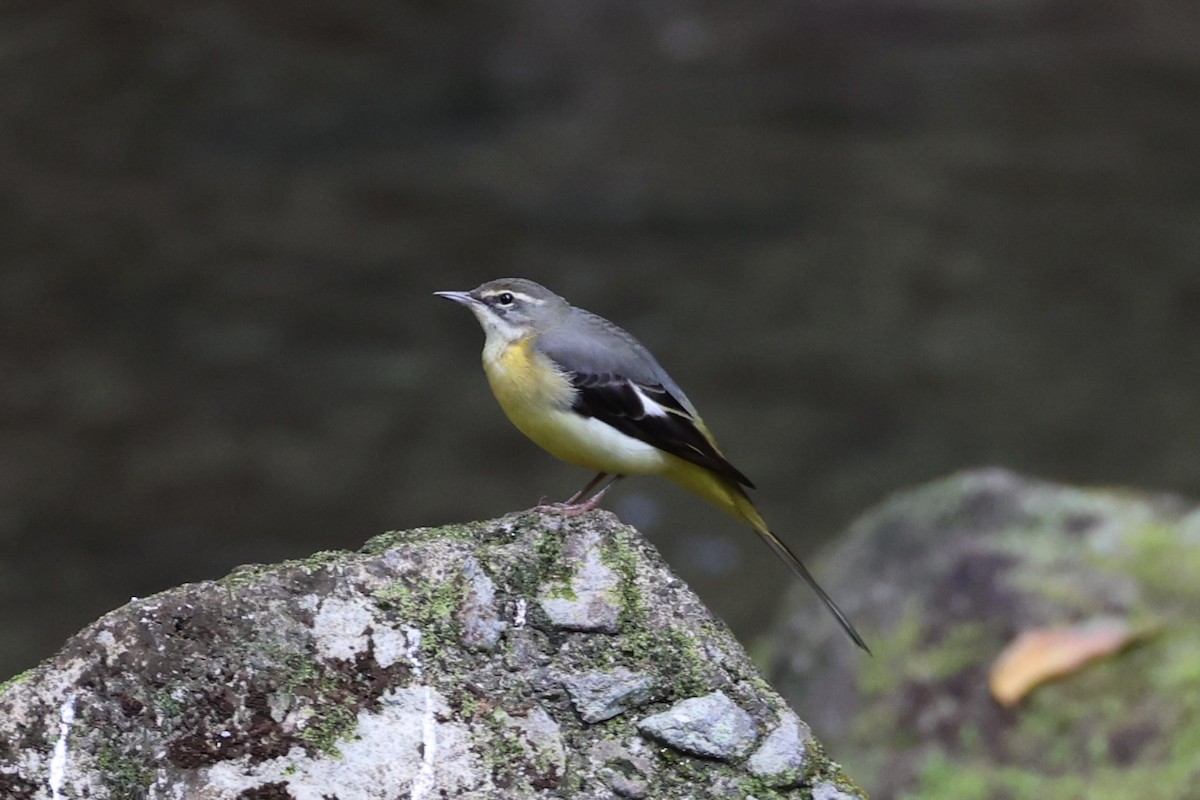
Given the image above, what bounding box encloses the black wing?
[567,369,755,489]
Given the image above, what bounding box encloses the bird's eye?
[497,292,515,306]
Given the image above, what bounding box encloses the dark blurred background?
[3,0,1199,680]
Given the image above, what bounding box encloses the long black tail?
[757,527,871,654]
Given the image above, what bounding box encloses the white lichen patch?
[410,686,439,800]
[92,628,131,663]
[311,597,376,661]
[1,657,89,728]
[401,625,423,678]
[371,624,413,669]
[196,687,479,800]
[311,594,425,670]
[49,694,76,799]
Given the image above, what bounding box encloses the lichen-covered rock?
[536,527,623,632]
[812,782,863,800]
[767,469,1200,800]
[0,511,864,799]
[637,690,758,760]
[457,556,507,651]
[748,711,813,786]
[560,667,655,723]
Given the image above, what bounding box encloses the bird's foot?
[532,474,624,517]
[533,495,605,517]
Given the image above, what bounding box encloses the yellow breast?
[481,337,666,475]
[483,337,574,417]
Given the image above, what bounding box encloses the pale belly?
[506,405,668,476]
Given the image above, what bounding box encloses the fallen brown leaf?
[989,617,1140,707]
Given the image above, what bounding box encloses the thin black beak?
[433,290,478,306]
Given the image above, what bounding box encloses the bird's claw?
[532,498,603,517]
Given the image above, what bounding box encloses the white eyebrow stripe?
[480,290,545,305]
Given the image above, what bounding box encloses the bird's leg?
[563,472,609,506]
[535,474,625,516]
[536,472,606,508]
[571,473,624,511]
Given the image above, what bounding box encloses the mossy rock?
[765,469,1200,800]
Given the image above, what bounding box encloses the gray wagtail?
[436,278,868,652]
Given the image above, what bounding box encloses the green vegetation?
[373,572,463,655]
[0,669,32,695]
[97,742,153,797]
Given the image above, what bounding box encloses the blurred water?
[2,0,1199,677]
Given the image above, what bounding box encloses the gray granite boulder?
[0,510,864,799]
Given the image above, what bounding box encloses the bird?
[435,278,869,653]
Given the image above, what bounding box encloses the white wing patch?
[632,384,671,418]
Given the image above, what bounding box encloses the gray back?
[537,306,700,417]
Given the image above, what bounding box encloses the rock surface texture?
[768,469,1200,800]
[0,511,862,799]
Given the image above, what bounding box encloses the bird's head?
[435,278,570,344]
